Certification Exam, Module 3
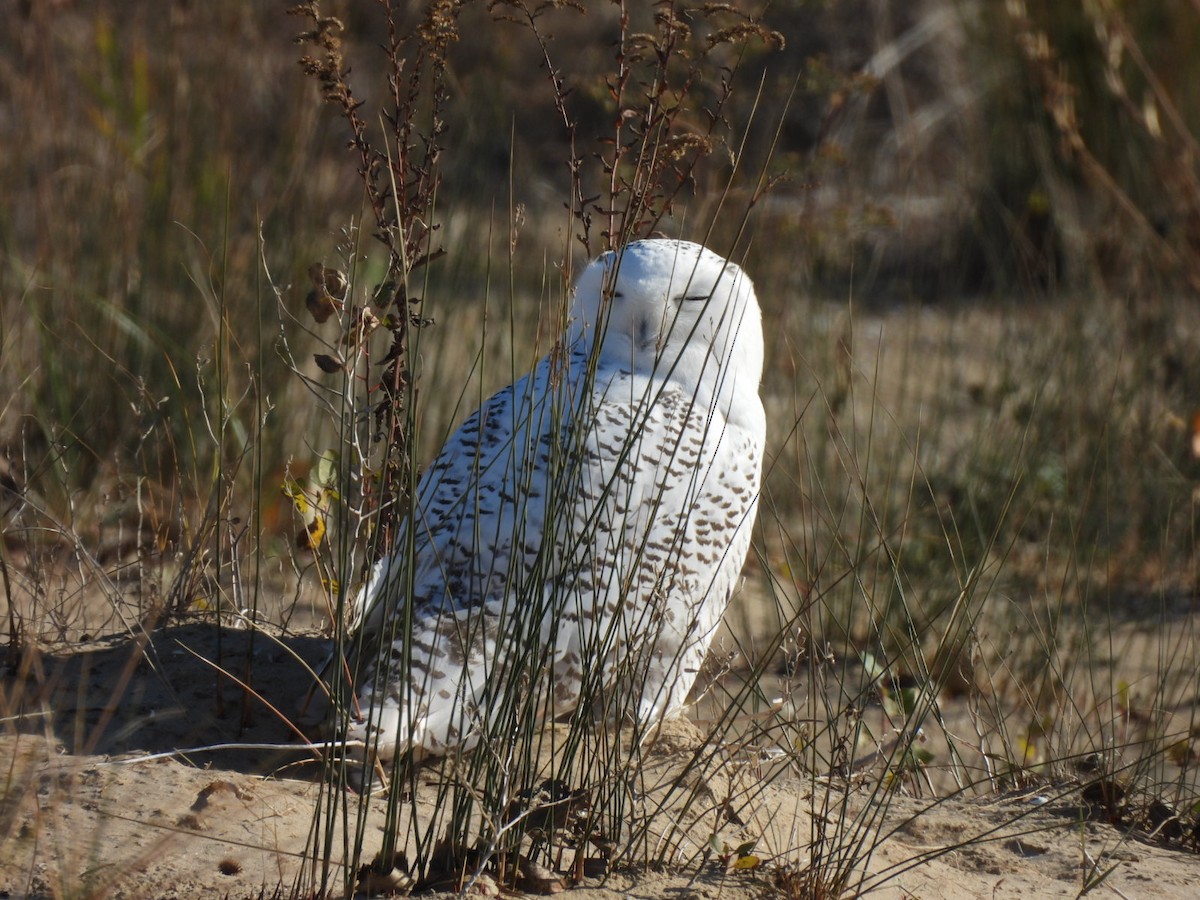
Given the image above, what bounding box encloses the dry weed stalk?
[286,0,788,894]
[290,1,461,553]
[492,0,783,256]
[1004,0,1200,291]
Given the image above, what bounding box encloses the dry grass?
[4,1,1200,897]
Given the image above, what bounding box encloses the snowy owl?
[340,239,765,764]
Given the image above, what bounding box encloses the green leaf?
[912,748,935,766]
[281,479,305,499]
[733,840,757,858]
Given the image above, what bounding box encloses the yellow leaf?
[281,480,310,515]
[298,516,326,551]
[733,855,761,870]
[1017,736,1040,767]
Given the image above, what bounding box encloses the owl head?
[568,239,764,426]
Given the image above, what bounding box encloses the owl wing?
[343,350,579,755]
[347,354,557,653]
[544,371,762,724]
[344,355,760,757]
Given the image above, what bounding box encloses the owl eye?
[681,294,710,303]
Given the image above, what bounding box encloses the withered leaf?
[306,288,337,324]
[314,353,343,373]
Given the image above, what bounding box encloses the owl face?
[569,240,764,421]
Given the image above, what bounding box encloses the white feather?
[342,239,765,762]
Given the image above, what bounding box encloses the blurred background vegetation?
[2,0,1199,623]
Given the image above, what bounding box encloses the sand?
[3,622,1199,899]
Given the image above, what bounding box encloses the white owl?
[340,239,765,764]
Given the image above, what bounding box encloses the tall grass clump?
[0,2,347,657]
[285,1,794,894]
[733,0,1200,860]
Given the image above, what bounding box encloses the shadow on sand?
[2,622,332,776]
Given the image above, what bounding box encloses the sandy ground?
[3,623,1200,899]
